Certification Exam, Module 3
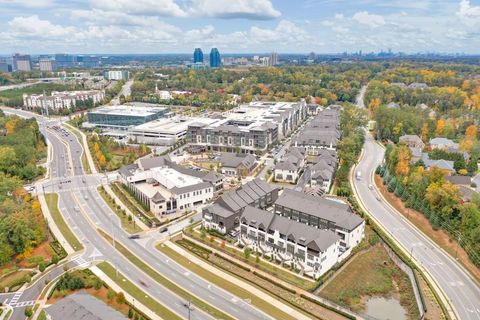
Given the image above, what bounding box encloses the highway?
[352,133,480,320]
[1,107,271,320]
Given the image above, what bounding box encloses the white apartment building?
[240,206,340,279]
[23,90,104,110]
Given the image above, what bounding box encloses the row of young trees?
[335,103,367,196]
[380,144,480,266]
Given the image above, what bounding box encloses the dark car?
[129,234,140,239]
[159,227,168,233]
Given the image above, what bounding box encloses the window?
[206,135,211,143]
[219,136,224,144]
[241,137,245,146]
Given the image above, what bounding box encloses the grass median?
[97,186,142,234]
[63,123,91,174]
[157,243,298,320]
[97,262,182,320]
[44,193,83,251]
[98,230,235,320]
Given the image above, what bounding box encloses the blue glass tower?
[209,48,221,68]
[193,48,204,63]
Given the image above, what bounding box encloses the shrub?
[107,288,115,300]
[24,306,33,317]
[116,291,126,304]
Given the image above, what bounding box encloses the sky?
[0,0,479,54]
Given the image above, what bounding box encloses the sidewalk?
[38,193,75,255]
[164,240,311,320]
[102,184,149,231]
[182,235,361,320]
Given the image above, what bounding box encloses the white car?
[368,184,373,190]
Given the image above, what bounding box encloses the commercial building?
[46,292,125,320]
[274,189,365,252]
[129,116,217,146]
[77,55,100,68]
[193,48,204,63]
[0,61,10,72]
[240,206,340,278]
[210,48,221,68]
[87,105,169,130]
[187,100,307,154]
[39,57,54,71]
[203,179,279,234]
[269,51,279,66]
[104,70,130,80]
[23,90,104,111]
[119,156,224,217]
[12,53,32,71]
[55,54,76,69]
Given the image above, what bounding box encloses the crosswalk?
[72,256,89,268]
[6,292,36,308]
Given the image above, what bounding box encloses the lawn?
[44,193,84,251]
[98,230,234,320]
[0,270,32,292]
[97,186,142,234]
[0,83,82,101]
[174,237,349,320]
[157,243,298,320]
[320,244,419,318]
[96,262,181,320]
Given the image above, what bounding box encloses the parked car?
[159,227,168,233]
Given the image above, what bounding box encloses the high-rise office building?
[12,53,32,71]
[77,55,100,68]
[0,60,10,72]
[209,48,221,68]
[268,51,278,66]
[193,48,204,63]
[39,57,55,71]
[55,54,76,69]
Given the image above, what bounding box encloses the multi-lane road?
[2,107,271,320]
[352,133,480,320]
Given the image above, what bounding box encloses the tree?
[24,306,33,317]
[243,247,251,260]
[116,291,126,304]
[107,288,115,300]
[128,308,134,319]
[435,119,446,137]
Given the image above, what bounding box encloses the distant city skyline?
[0,0,479,54]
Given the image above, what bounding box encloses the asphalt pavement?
[352,133,480,320]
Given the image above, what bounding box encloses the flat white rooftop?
[89,105,167,117]
[131,117,217,134]
[151,166,203,188]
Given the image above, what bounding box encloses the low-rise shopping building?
[119,156,224,217]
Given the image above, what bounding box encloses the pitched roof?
[240,206,340,252]
[275,189,364,231]
[445,175,471,185]
[219,153,256,169]
[151,192,166,203]
[274,159,296,171]
[171,181,212,195]
[46,292,126,320]
[217,179,277,212]
[138,155,170,170]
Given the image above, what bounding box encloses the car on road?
[129,234,140,239]
[368,184,373,190]
[375,194,381,201]
[159,227,168,233]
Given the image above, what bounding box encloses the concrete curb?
[162,240,309,320]
[349,138,458,320]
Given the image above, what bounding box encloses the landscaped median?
[63,123,91,174]
[157,241,301,320]
[96,262,181,320]
[97,186,142,234]
[98,230,235,320]
[44,193,83,251]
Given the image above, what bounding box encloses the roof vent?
[299,237,306,242]
[251,219,257,224]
